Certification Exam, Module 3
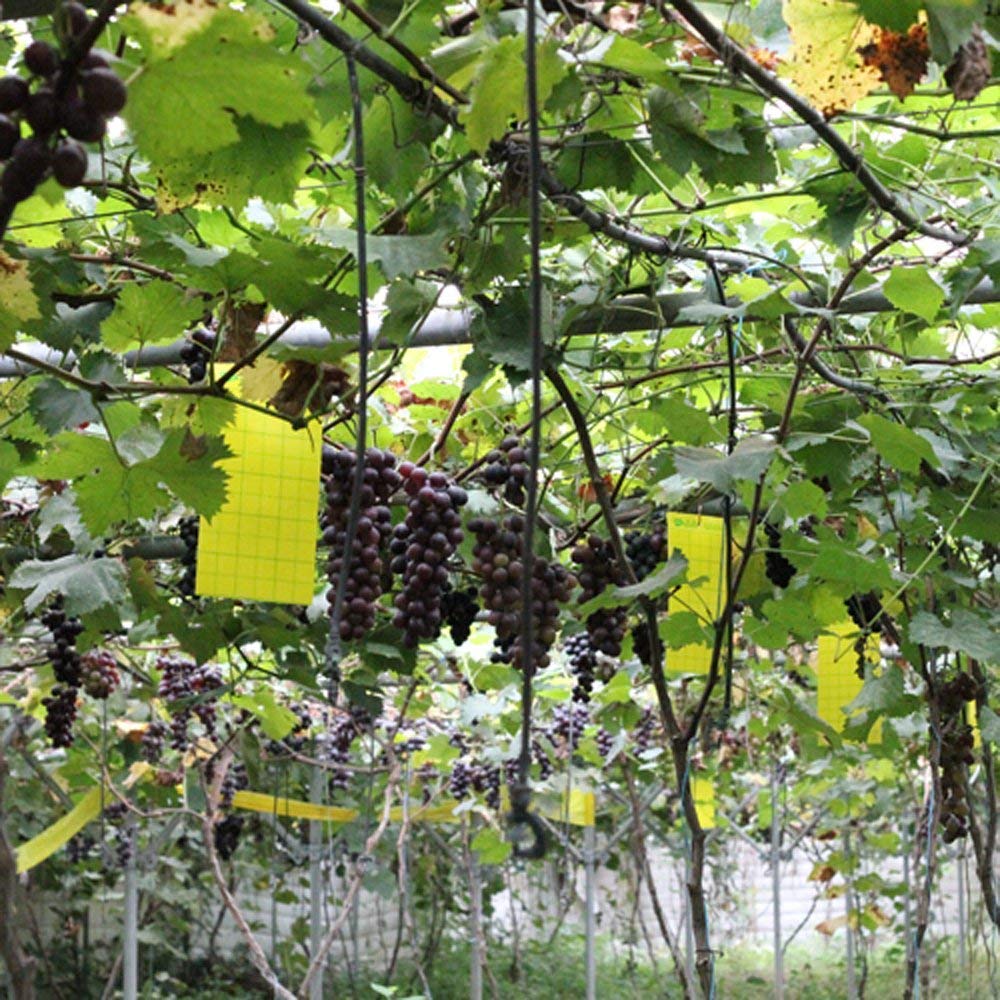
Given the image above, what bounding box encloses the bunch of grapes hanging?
[0,5,127,207]
[388,462,468,647]
[936,673,980,843]
[468,513,575,671]
[571,534,629,656]
[323,448,401,641]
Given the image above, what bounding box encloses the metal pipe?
[844,830,857,1000]
[584,823,597,1000]
[469,853,483,1000]
[3,279,997,377]
[122,818,138,1000]
[309,766,324,1000]
[771,762,783,1000]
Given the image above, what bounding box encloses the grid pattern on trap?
[666,513,727,675]
[195,400,320,605]
[816,621,882,742]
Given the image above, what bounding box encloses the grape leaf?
[856,413,938,474]
[979,706,1000,743]
[101,281,205,351]
[9,554,128,615]
[125,6,315,161]
[463,36,526,152]
[853,0,922,32]
[673,437,776,492]
[908,610,997,662]
[0,250,42,350]
[784,0,881,116]
[882,266,945,323]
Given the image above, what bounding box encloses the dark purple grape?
[80,649,119,699]
[81,69,127,115]
[81,50,111,70]
[1,138,50,201]
[0,76,29,114]
[64,1,90,36]
[52,139,88,187]
[61,100,106,142]
[23,40,59,78]
[0,116,19,160]
[24,89,59,136]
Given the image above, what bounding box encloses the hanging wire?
[324,51,371,704]
[506,0,547,861]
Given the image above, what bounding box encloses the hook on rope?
[506,783,547,860]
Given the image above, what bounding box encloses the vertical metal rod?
[844,830,857,1000]
[771,762,783,1000]
[469,854,483,1000]
[683,858,695,987]
[903,824,913,969]
[122,818,138,1000]
[957,843,967,973]
[584,824,597,1000]
[309,767,324,1000]
[350,888,360,980]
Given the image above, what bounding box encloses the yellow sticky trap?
[547,788,596,827]
[968,701,981,749]
[15,786,104,873]
[667,513,727,675]
[195,390,320,604]
[816,620,882,742]
[691,774,715,829]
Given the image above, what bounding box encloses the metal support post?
[844,830,857,1000]
[584,824,597,1000]
[770,762,783,1000]
[309,766,324,1000]
[469,854,483,1000]
[957,843,967,973]
[123,818,138,1000]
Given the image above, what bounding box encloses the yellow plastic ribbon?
[15,786,104,874]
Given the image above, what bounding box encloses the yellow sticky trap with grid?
[691,774,716,829]
[195,391,321,605]
[666,513,727,675]
[816,620,882,742]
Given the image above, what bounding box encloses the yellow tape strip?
[691,775,715,830]
[16,782,597,874]
[15,786,104,874]
[195,376,321,605]
[667,513,727,675]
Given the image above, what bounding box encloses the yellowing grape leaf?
[0,251,42,350]
[131,0,224,55]
[783,0,881,117]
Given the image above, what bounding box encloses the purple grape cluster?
[448,759,501,808]
[177,515,199,598]
[532,739,554,779]
[763,522,797,589]
[265,702,313,756]
[571,535,628,656]
[42,685,78,748]
[41,601,84,746]
[480,433,531,506]
[156,654,223,751]
[547,702,590,753]
[140,720,168,763]
[389,462,467,647]
[564,632,598,702]
[0,7,127,206]
[178,329,215,384]
[625,525,667,581]
[80,649,119,699]
[214,814,244,861]
[596,727,616,760]
[938,673,980,843]
[468,514,575,671]
[42,602,83,685]
[320,711,359,792]
[441,583,480,646]
[632,707,657,754]
[324,448,402,642]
